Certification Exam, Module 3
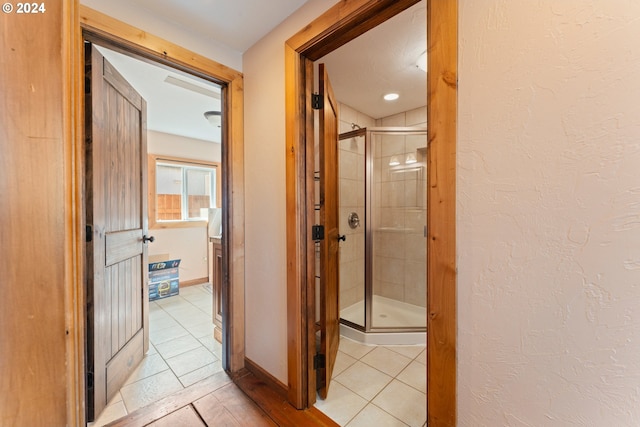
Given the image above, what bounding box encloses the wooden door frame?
[66,5,246,424]
[284,0,457,424]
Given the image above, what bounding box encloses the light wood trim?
[427,1,457,425]
[284,42,308,408]
[225,71,246,372]
[284,0,457,419]
[76,3,246,411]
[79,6,241,83]
[64,0,85,425]
[2,1,76,425]
[147,154,222,229]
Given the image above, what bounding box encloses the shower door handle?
[338,235,346,242]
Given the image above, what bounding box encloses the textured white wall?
[458,1,640,425]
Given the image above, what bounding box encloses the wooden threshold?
[106,371,233,427]
[104,369,338,427]
[232,370,339,427]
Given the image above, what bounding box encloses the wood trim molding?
[287,0,422,62]
[284,0,457,422]
[65,0,85,425]
[75,1,246,410]
[224,75,246,372]
[427,1,457,425]
[78,6,241,83]
[244,357,289,399]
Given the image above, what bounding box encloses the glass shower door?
[370,130,427,330]
[338,132,366,328]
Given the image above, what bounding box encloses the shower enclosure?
[338,127,427,345]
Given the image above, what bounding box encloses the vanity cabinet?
[209,237,223,342]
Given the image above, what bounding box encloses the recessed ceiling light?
[383,93,399,101]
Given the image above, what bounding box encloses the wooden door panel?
[106,230,144,266]
[106,329,144,399]
[317,63,340,400]
[86,44,149,421]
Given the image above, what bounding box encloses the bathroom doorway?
[285,0,458,424]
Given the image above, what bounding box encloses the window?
[149,155,220,228]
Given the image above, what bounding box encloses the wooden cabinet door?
[317,63,340,400]
[85,44,149,421]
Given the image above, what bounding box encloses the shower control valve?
[348,212,360,229]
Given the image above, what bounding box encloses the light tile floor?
[91,284,426,427]
[314,337,427,427]
[91,283,221,427]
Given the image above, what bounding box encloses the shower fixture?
[351,123,361,130]
[348,212,360,229]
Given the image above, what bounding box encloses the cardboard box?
[149,259,180,301]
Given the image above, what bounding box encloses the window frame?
[148,154,221,229]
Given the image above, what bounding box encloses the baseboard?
[244,357,288,399]
[180,277,208,287]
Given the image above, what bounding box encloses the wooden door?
[317,63,340,399]
[85,44,150,421]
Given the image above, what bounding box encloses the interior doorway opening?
[76,6,244,419]
[85,36,224,423]
[285,0,457,424]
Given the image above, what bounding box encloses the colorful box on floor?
[149,259,181,301]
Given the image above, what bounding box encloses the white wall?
[79,0,242,71]
[458,1,640,425]
[148,131,221,282]
[243,0,338,383]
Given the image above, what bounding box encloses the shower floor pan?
[340,295,426,345]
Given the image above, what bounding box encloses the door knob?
[143,235,155,243]
[338,235,346,242]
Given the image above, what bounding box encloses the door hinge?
[314,353,326,370]
[312,225,324,241]
[86,225,93,243]
[312,93,323,110]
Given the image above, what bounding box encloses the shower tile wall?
[374,107,427,309]
[338,103,374,314]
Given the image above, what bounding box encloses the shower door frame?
[339,127,428,334]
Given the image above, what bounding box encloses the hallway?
[90,283,425,426]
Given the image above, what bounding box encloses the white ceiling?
[96,46,223,143]
[320,0,427,119]
[119,0,310,53]
[94,0,426,142]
